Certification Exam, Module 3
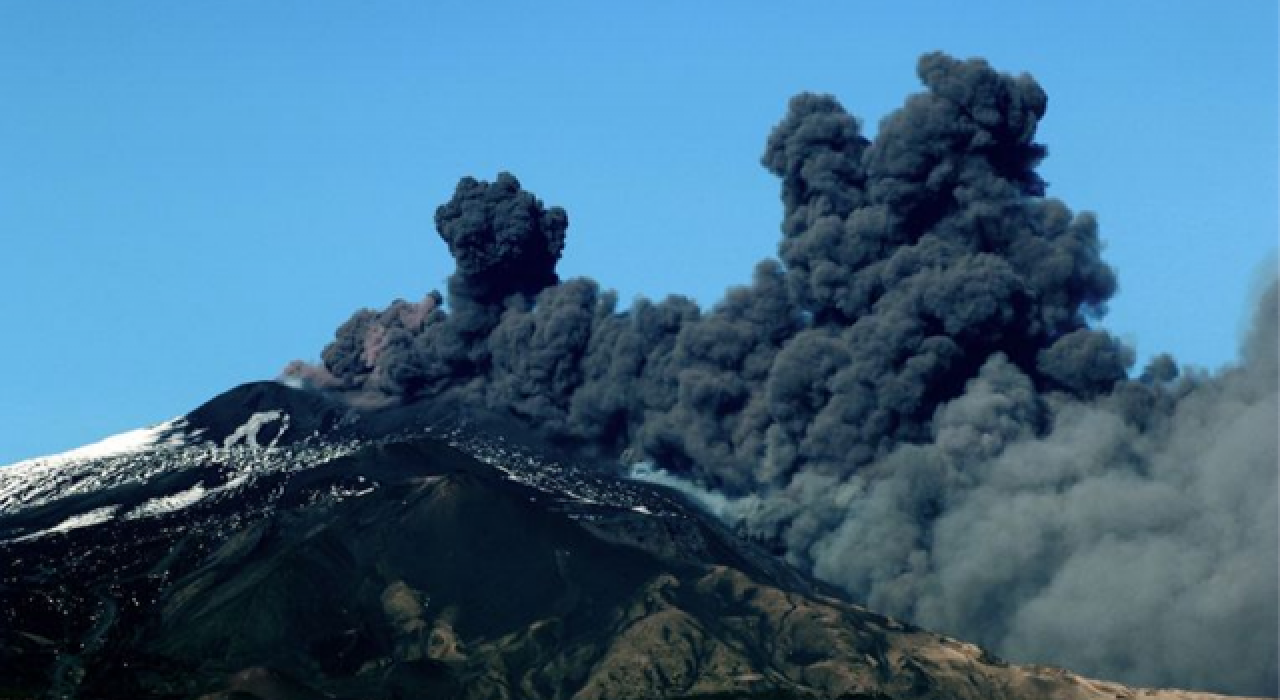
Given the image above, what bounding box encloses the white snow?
[223,411,289,450]
[2,419,186,472]
[13,504,120,541]
[125,483,209,519]
[0,412,369,531]
[0,419,191,516]
[328,484,377,499]
[0,417,674,542]
[220,472,250,492]
[48,505,119,533]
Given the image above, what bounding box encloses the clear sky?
[1,2,1276,465]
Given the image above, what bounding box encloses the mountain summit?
[0,382,1267,699]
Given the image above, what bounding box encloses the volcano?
[0,381,1265,700]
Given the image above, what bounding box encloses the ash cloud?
[735,288,1277,693]
[286,52,1278,695]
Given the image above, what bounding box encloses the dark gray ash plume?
[435,172,568,304]
[286,52,1278,695]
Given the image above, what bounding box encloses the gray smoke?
[683,286,1277,693]
[287,52,1278,695]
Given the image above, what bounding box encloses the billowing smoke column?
[287,53,1278,695]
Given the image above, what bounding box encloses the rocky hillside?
[0,383,1267,700]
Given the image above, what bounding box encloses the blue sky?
[1,2,1275,464]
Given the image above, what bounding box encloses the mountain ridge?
[0,382,1268,700]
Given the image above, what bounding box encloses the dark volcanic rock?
[181,381,351,447]
[0,383,1258,700]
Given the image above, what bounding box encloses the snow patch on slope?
[223,411,289,450]
[125,482,209,519]
[2,419,187,472]
[14,505,121,541]
[0,419,192,516]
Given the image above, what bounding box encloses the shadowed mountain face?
[0,383,1266,700]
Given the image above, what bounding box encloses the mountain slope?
[0,382,1266,699]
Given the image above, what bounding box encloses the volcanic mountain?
[0,382,1265,700]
